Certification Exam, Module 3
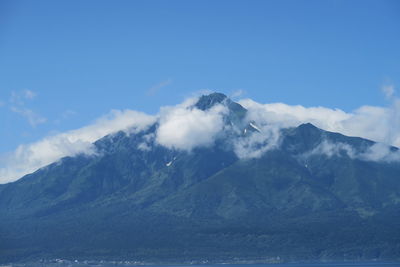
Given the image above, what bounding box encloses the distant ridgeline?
[1,93,400,263]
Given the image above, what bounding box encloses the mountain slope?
[1,93,400,263]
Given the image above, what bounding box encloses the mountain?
[1,93,400,264]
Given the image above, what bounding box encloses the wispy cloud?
[307,140,356,159]
[360,143,400,162]
[382,84,395,99]
[304,139,400,164]
[10,89,36,105]
[233,124,281,159]
[230,89,246,99]
[23,89,36,100]
[54,109,77,125]
[10,106,47,127]
[0,109,156,184]
[8,89,47,127]
[147,78,172,96]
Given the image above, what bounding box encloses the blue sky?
[0,0,399,154]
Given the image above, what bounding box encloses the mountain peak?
[298,122,319,130]
[194,92,248,127]
[194,92,228,110]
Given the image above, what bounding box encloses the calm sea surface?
[164,264,397,267]
[139,264,397,267]
[11,263,399,267]
[88,263,399,267]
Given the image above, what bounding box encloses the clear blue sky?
[0,0,399,153]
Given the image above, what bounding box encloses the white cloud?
[230,89,246,99]
[0,109,156,184]
[10,106,47,127]
[238,93,400,162]
[147,78,172,96]
[239,96,400,148]
[359,143,400,162]
[155,98,227,150]
[304,139,400,164]
[308,140,356,159]
[8,89,47,127]
[10,91,23,105]
[10,89,36,105]
[138,133,155,151]
[382,85,395,99]
[23,89,36,100]
[239,99,351,131]
[233,124,281,159]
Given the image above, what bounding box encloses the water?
[122,264,398,267]
[114,264,398,267]
[8,263,400,267]
[160,264,398,267]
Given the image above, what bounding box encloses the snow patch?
[249,122,261,132]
